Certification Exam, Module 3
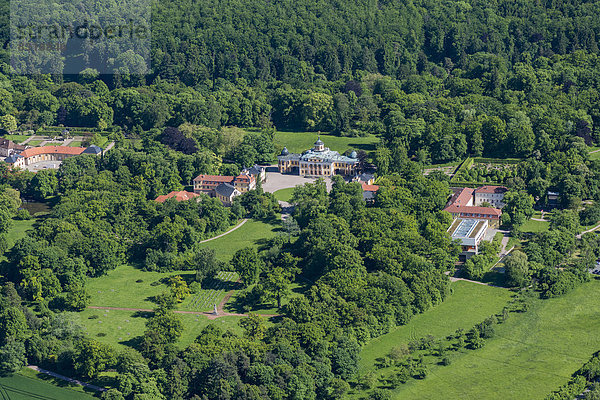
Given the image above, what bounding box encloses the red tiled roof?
[193,175,234,183]
[475,185,508,194]
[19,146,85,158]
[361,183,380,192]
[444,204,502,217]
[451,187,474,205]
[234,174,254,182]
[155,190,200,203]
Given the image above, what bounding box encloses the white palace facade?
[277,138,359,176]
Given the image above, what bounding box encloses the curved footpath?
[198,218,248,244]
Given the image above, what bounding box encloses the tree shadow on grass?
[482,270,507,287]
[30,370,101,395]
[348,141,377,152]
[131,310,153,318]
[119,335,144,351]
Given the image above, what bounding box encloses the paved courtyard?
[262,169,333,193]
[22,160,63,172]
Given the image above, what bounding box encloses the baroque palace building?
[277,137,359,176]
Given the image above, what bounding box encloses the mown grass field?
[361,278,600,400]
[198,219,280,261]
[0,371,96,399]
[273,131,379,155]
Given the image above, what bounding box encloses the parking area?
[22,160,62,172]
[262,170,333,193]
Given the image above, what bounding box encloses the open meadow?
[357,278,600,400]
[273,131,379,155]
[197,219,280,261]
[80,219,282,350]
[356,281,513,375]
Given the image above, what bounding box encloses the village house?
[278,138,359,176]
[215,184,240,206]
[361,182,380,203]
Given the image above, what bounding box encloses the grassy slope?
[273,131,379,155]
[86,264,192,309]
[6,218,36,248]
[273,187,295,202]
[0,371,95,399]
[388,279,600,400]
[521,219,550,233]
[81,219,280,349]
[198,219,280,261]
[358,281,513,373]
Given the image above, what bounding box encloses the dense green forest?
[0,0,600,163]
[1,0,600,399]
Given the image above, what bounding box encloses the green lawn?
[0,371,96,399]
[374,279,600,400]
[589,146,600,160]
[357,281,513,374]
[6,218,36,248]
[198,219,280,261]
[80,307,149,350]
[3,134,29,143]
[521,218,550,233]
[86,264,194,309]
[273,131,379,155]
[83,268,246,350]
[27,139,44,146]
[69,140,83,147]
[273,187,296,202]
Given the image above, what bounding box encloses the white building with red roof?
[444,187,503,227]
[473,185,508,208]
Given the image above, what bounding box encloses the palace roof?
[278,139,358,164]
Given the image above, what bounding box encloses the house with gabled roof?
[215,183,240,206]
